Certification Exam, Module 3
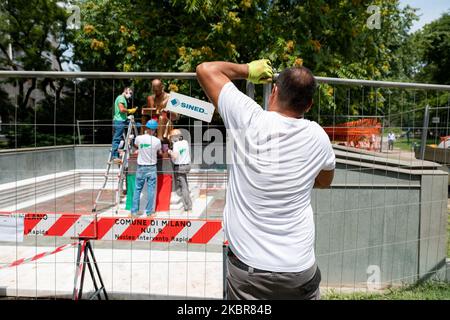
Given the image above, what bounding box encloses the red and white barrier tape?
[0,241,79,270]
[1,212,223,244]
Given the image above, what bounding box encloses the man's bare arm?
[118,103,127,113]
[162,93,170,105]
[196,62,248,107]
[314,169,334,189]
[147,96,154,108]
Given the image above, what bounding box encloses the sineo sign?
[166,92,214,123]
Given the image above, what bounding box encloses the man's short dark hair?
[275,67,316,115]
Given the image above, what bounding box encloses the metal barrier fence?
[0,71,449,299]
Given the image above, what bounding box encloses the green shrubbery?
[323,281,450,300]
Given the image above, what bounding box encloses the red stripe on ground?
[31,252,48,261]
[9,258,25,267]
[51,244,69,255]
[152,220,186,242]
[45,215,80,236]
[24,213,47,235]
[188,221,222,244]
[116,218,152,241]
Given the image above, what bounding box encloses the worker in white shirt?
[130,119,161,217]
[387,131,396,151]
[168,129,192,213]
[196,59,335,300]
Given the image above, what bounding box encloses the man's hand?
[247,59,273,84]
[127,107,137,114]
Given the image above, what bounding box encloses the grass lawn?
[393,138,437,152]
[323,281,450,300]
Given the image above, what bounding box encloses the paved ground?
[379,149,417,161]
[20,189,115,213]
[0,243,223,299]
[0,187,226,299]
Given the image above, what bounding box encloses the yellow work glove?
[127,107,137,114]
[247,59,273,84]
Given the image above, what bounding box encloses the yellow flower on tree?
[241,0,252,9]
[178,46,186,57]
[123,64,131,72]
[168,83,179,92]
[213,22,223,33]
[90,39,104,50]
[228,12,241,25]
[226,42,236,55]
[286,40,295,53]
[201,46,212,57]
[84,24,95,34]
[310,39,321,52]
[294,58,303,67]
[327,87,334,97]
[127,45,136,53]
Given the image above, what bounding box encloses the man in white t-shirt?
[387,131,396,151]
[168,129,192,213]
[131,119,161,217]
[196,59,335,300]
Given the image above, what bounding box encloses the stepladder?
[92,115,140,214]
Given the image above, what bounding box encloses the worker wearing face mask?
[111,87,137,163]
[168,129,192,213]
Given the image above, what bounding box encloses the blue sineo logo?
[179,102,207,114]
[170,98,180,107]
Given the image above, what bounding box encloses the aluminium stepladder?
[92,114,140,214]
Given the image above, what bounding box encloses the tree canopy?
[70,0,417,79]
[1,0,450,147]
[414,12,450,85]
[67,0,420,117]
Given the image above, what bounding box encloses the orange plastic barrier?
[324,118,381,150]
